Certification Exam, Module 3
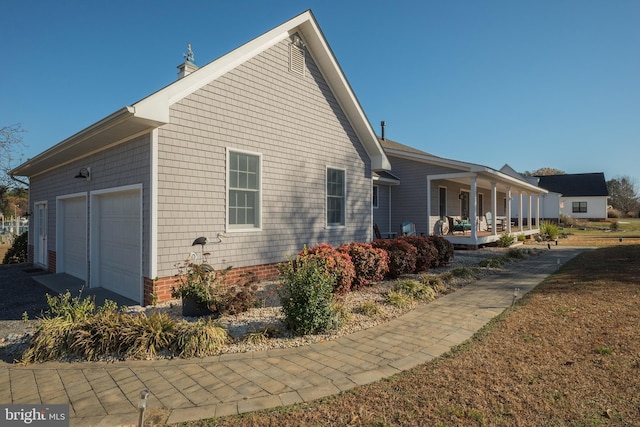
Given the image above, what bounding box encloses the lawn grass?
[175,243,640,426]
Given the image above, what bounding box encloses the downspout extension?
[9,174,29,187]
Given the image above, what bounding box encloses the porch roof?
[380,138,546,194]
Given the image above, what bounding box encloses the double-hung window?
[327,167,346,227]
[228,150,261,230]
[572,201,587,213]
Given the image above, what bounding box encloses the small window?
[228,150,261,230]
[327,168,346,227]
[373,185,379,209]
[572,201,587,213]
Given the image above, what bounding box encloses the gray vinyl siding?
[155,37,371,277]
[386,155,506,235]
[28,134,151,276]
[387,156,460,235]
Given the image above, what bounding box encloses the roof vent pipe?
[381,121,386,140]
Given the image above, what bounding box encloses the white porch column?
[470,176,477,240]
[506,186,512,234]
[518,191,524,232]
[535,194,540,230]
[528,193,533,231]
[388,186,393,234]
[491,182,498,236]
[426,176,432,235]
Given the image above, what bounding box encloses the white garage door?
[92,189,141,303]
[61,197,87,281]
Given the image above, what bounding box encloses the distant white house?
[500,166,608,222]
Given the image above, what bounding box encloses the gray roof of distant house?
[536,173,608,197]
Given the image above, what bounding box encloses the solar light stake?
[511,287,520,307]
[138,389,149,427]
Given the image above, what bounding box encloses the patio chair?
[401,221,416,236]
[373,223,382,240]
[485,212,503,232]
[447,216,470,234]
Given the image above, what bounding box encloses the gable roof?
[11,10,390,177]
[536,173,609,197]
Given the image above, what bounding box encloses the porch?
[443,227,541,249]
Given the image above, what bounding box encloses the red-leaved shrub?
[371,239,417,278]
[338,242,389,289]
[427,236,455,267]
[297,244,355,294]
[398,235,438,272]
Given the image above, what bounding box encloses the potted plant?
[172,261,228,317]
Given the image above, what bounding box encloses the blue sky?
[2,0,639,186]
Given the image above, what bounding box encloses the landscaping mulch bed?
[179,245,640,426]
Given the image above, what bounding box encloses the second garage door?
[91,189,142,303]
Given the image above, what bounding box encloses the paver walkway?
[1,248,584,426]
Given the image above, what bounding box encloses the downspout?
[10,175,29,187]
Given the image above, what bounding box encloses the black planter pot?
[181,297,212,317]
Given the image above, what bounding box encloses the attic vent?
[289,43,305,76]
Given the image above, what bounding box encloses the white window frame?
[326,166,346,228]
[226,148,262,232]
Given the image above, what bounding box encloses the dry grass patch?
[178,245,640,426]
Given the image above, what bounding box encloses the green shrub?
[174,319,230,357]
[517,233,526,242]
[610,221,619,231]
[355,301,383,317]
[278,257,337,335]
[372,238,417,278]
[2,231,28,264]
[385,290,412,309]
[298,244,355,294]
[398,235,439,272]
[21,291,230,362]
[450,267,481,280]
[393,279,436,302]
[420,274,446,293]
[505,248,527,260]
[540,221,560,240]
[124,312,177,359]
[427,236,455,267]
[338,242,389,289]
[497,232,515,248]
[478,257,504,268]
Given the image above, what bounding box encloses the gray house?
[10,10,390,305]
[375,138,547,247]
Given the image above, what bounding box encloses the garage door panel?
[62,197,87,281]
[93,190,141,303]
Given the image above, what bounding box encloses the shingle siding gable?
[156,37,371,277]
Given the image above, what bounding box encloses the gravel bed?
[0,248,532,363]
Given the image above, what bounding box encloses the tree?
[0,124,27,217]
[1,123,27,188]
[522,167,566,176]
[607,176,639,215]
